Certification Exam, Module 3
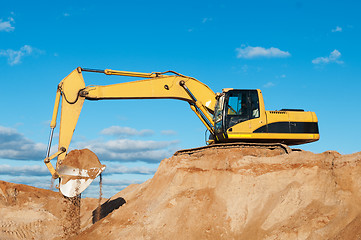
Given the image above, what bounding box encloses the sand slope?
[75,148,361,240]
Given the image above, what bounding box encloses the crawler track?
[174,142,292,156]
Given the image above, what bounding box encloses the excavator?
[44,67,319,197]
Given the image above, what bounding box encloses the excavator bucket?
[57,149,105,198]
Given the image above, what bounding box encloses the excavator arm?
[44,67,218,197]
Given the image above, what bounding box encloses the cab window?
[225,90,260,129]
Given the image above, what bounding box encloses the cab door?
[224,90,266,140]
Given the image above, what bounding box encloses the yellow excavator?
[44,67,319,197]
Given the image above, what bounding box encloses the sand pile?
[1,147,361,239]
[0,180,99,239]
[74,148,361,240]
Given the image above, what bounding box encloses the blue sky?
[1,0,360,197]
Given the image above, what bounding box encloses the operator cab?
[212,89,319,145]
[213,89,260,142]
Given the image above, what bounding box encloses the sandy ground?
[0,180,100,239]
[1,147,361,239]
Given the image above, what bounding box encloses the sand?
[0,180,101,239]
[1,147,361,239]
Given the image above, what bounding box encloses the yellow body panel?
[266,110,315,124]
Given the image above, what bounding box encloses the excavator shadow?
[92,197,126,224]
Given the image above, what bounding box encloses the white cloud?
[275,74,286,79]
[0,17,15,32]
[0,45,36,65]
[236,45,291,59]
[101,178,144,186]
[0,125,178,164]
[75,139,178,163]
[312,49,343,65]
[0,164,49,176]
[161,130,177,136]
[0,126,46,160]
[263,82,275,88]
[0,163,155,177]
[0,125,175,198]
[5,176,54,190]
[101,126,154,138]
[104,164,156,175]
[202,17,212,23]
[332,26,342,32]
